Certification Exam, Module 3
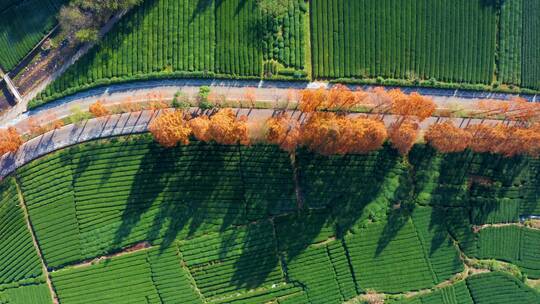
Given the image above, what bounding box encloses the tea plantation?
[0,134,538,303]
[30,0,540,108]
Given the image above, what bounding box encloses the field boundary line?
[13,176,58,304]
[50,241,152,273]
[410,217,439,284]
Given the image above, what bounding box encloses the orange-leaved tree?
[391,92,435,122]
[244,87,257,108]
[388,121,419,155]
[89,100,110,117]
[299,113,386,155]
[0,127,23,155]
[327,84,358,112]
[424,121,471,153]
[506,97,539,124]
[299,112,348,155]
[497,124,540,157]
[346,117,388,154]
[368,87,393,113]
[466,124,508,154]
[190,109,249,145]
[299,88,328,113]
[208,109,249,145]
[265,113,299,152]
[148,110,191,147]
[189,115,211,143]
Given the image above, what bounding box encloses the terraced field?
[0,134,538,303]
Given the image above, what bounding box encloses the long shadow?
[190,0,214,22]
[58,136,536,296]
[113,142,174,247]
[154,142,246,252]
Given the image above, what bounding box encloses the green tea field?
[29,0,540,108]
[0,134,538,303]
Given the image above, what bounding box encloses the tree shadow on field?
[113,143,175,247]
[190,0,214,22]
[68,135,535,296]
[280,147,404,262]
[480,0,503,9]
[111,141,247,253]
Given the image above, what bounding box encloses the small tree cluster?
[89,100,110,117]
[0,128,22,156]
[424,121,472,153]
[388,121,419,156]
[191,109,250,145]
[265,113,299,152]
[425,121,540,157]
[273,112,386,155]
[59,0,142,45]
[149,109,249,148]
[299,85,362,113]
[148,110,191,148]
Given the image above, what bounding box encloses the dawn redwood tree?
[89,100,110,117]
[424,121,472,153]
[497,125,540,157]
[265,113,299,152]
[299,112,347,155]
[506,97,539,124]
[299,113,386,155]
[189,115,211,143]
[466,124,507,154]
[208,109,249,145]
[0,127,23,155]
[243,88,257,108]
[368,87,393,113]
[390,91,436,122]
[388,121,419,155]
[148,110,191,148]
[190,109,249,145]
[299,88,328,113]
[346,117,388,154]
[327,84,358,112]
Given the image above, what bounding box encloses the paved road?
[2,78,533,129]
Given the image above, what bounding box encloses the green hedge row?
[522,0,540,90]
[311,0,497,84]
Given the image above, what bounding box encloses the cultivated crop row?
[498,0,523,86]
[16,152,81,269]
[476,226,540,278]
[0,284,52,304]
[411,207,464,283]
[51,250,161,303]
[345,220,437,293]
[311,0,497,84]
[8,137,540,302]
[0,178,42,284]
[178,221,283,301]
[466,272,539,303]
[522,0,540,90]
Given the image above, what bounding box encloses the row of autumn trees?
[149,85,540,158]
[1,85,538,158]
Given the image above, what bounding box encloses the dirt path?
[13,178,58,304]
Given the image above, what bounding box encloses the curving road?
[2,78,537,129]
